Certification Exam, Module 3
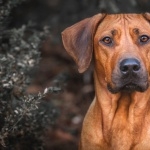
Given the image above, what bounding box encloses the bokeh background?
[1,0,150,150]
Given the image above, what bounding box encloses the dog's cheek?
[143,48,150,77]
[94,43,116,84]
[94,48,108,76]
[104,58,112,83]
[147,52,150,78]
[105,52,119,85]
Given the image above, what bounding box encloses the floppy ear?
[61,14,106,73]
[143,12,150,21]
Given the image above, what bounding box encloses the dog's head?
[62,13,150,94]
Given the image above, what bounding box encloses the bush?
[0,1,59,149]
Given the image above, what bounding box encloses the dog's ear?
[143,12,150,22]
[61,14,106,73]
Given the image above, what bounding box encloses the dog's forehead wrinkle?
[103,14,147,33]
[97,15,144,39]
[124,14,136,22]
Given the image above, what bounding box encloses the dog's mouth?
[107,82,149,94]
[108,58,149,94]
[121,83,144,92]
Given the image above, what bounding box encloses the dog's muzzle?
[107,58,149,94]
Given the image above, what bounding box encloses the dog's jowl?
[62,13,150,150]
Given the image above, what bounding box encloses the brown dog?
[62,13,150,150]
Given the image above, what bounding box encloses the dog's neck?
[93,70,150,146]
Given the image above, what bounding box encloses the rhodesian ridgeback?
[62,13,150,150]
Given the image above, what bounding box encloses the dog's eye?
[139,35,150,43]
[101,37,113,45]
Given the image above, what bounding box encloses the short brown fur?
[62,13,150,150]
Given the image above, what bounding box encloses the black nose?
[120,58,141,75]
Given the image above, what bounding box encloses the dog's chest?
[106,110,150,150]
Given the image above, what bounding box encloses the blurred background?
[0,0,150,150]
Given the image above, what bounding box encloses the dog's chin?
[107,83,149,94]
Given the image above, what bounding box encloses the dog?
[62,13,150,150]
